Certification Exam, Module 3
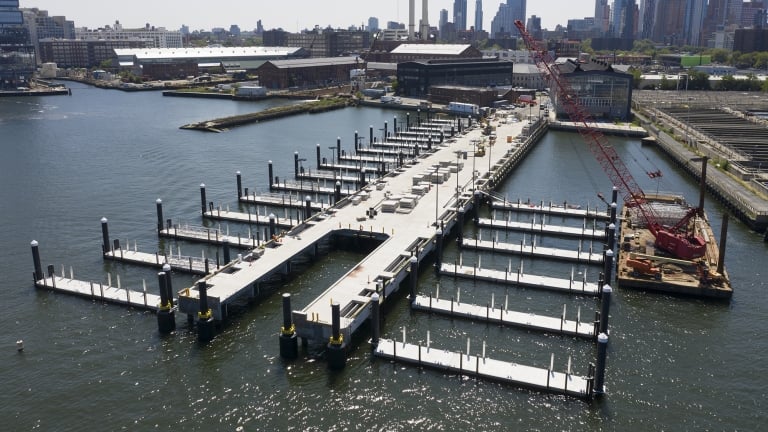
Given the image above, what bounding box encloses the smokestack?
[421,0,430,40]
[409,0,416,40]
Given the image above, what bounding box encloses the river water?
[0,82,765,431]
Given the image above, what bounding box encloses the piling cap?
[282,293,291,299]
[101,217,108,223]
[294,151,298,155]
[336,181,341,186]
[269,160,272,164]
[236,170,241,175]
[605,249,614,258]
[162,263,171,272]
[31,240,38,247]
[603,284,613,293]
[410,256,418,263]
[598,333,609,343]
[436,229,443,235]
[156,198,162,204]
[608,223,616,230]
[371,293,380,302]
[200,183,205,188]
[306,196,311,201]
[611,202,617,208]
[269,213,276,219]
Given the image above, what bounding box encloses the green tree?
[688,70,710,90]
[718,74,737,91]
[706,48,730,64]
[629,68,643,89]
[580,39,594,54]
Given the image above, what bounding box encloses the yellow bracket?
[281,324,295,336]
[198,309,212,320]
[329,334,344,346]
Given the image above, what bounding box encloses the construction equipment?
[514,20,706,260]
[625,257,662,279]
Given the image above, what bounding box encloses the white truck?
[447,102,480,115]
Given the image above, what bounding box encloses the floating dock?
[439,262,601,295]
[491,199,610,220]
[460,236,603,264]
[477,216,606,240]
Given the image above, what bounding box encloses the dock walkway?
[492,199,610,220]
[35,272,160,311]
[461,237,603,264]
[160,223,260,248]
[439,262,600,295]
[477,217,606,240]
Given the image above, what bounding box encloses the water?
[1,83,766,431]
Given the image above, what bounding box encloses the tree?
[688,70,710,90]
[718,74,737,91]
[629,68,643,89]
[707,48,730,64]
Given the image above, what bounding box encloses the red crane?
[514,20,706,260]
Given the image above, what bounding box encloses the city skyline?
[19,0,594,33]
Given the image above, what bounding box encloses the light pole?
[434,164,440,227]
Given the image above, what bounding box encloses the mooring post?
[327,302,346,370]
[199,183,208,215]
[384,120,388,139]
[717,214,729,275]
[607,223,616,252]
[235,171,242,199]
[611,186,618,209]
[594,333,609,397]
[604,249,614,283]
[428,135,432,151]
[435,229,443,273]
[279,293,298,359]
[156,271,176,334]
[336,137,341,163]
[698,156,709,216]
[406,112,410,130]
[31,240,43,281]
[155,198,164,233]
[196,280,214,343]
[294,152,299,179]
[409,256,418,304]
[599,284,612,334]
[101,217,110,254]
[393,115,397,134]
[316,143,321,170]
[359,168,367,189]
[268,213,276,239]
[417,109,421,127]
[268,161,274,191]
[304,195,312,221]
[370,293,380,348]
[354,131,359,151]
[473,191,482,223]
[334,181,342,205]
[369,125,373,147]
[610,202,618,226]
[457,208,465,248]
[163,263,174,308]
[223,239,231,264]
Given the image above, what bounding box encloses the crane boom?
[514,20,706,260]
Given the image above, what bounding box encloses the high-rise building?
[684,0,707,46]
[454,0,467,31]
[439,8,449,36]
[75,24,183,49]
[526,15,542,40]
[611,0,637,38]
[21,8,75,64]
[638,0,657,39]
[652,0,686,45]
[0,0,34,88]
[490,0,526,38]
[594,0,610,35]
[367,17,379,33]
[475,1,483,32]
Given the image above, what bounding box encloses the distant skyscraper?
[490,0,526,38]
[638,0,657,39]
[526,15,542,39]
[610,0,636,39]
[508,0,527,24]
[439,8,449,36]
[475,1,483,31]
[594,0,610,34]
[454,0,468,31]
[367,17,379,32]
[684,0,707,46]
[652,0,686,44]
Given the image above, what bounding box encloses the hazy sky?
[20,0,594,32]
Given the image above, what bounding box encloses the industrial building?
[396,58,513,97]
[263,29,370,58]
[551,59,633,121]
[114,46,308,80]
[387,43,481,63]
[255,57,363,89]
[39,38,150,68]
[512,63,546,90]
[428,85,499,107]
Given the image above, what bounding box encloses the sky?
[20,0,594,33]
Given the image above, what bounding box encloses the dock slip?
[35,269,160,311]
[239,192,330,211]
[460,236,604,264]
[411,295,597,338]
[160,223,259,248]
[104,246,213,275]
[492,199,610,220]
[373,337,592,398]
[477,216,606,240]
[204,206,299,229]
[178,115,538,342]
[439,262,601,295]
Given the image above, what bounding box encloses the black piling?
[279,293,298,359]
[457,208,465,247]
[604,250,614,283]
[223,239,231,264]
[268,161,274,191]
[594,333,609,397]
[610,202,617,225]
[316,143,321,169]
[717,213,729,275]
[199,184,207,215]
[435,229,443,272]
[196,281,214,343]
[334,181,342,204]
[393,116,397,134]
[163,263,174,308]
[428,135,432,151]
[369,125,373,147]
[156,271,176,334]
[305,196,312,220]
[100,217,110,254]
[269,214,277,239]
[327,302,346,370]
[370,293,380,348]
[610,186,618,208]
[417,110,421,127]
[336,137,341,162]
[31,240,43,281]
[599,284,612,334]
[359,168,367,189]
[473,191,482,223]
[409,256,418,304]
[236,171,242,198]
[354,131,359,151]
[156,199,164,233]
[294,152,300,179]
[607,223,616,251]
[406,112,410,129]
[384,121,388,139]
[698,156,709,216]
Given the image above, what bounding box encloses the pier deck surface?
[204,208,301,229]
[411,295,596,338]
[179,116,534,342]
[104,248,212,275]
[461,237,604,264]
[35,274,160,311]
[492,200,610,220]
[239,193,331,211]
[477,217,606,240]
[439,262,600,295]
[160,223,260,248]
[374,338,590,398]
